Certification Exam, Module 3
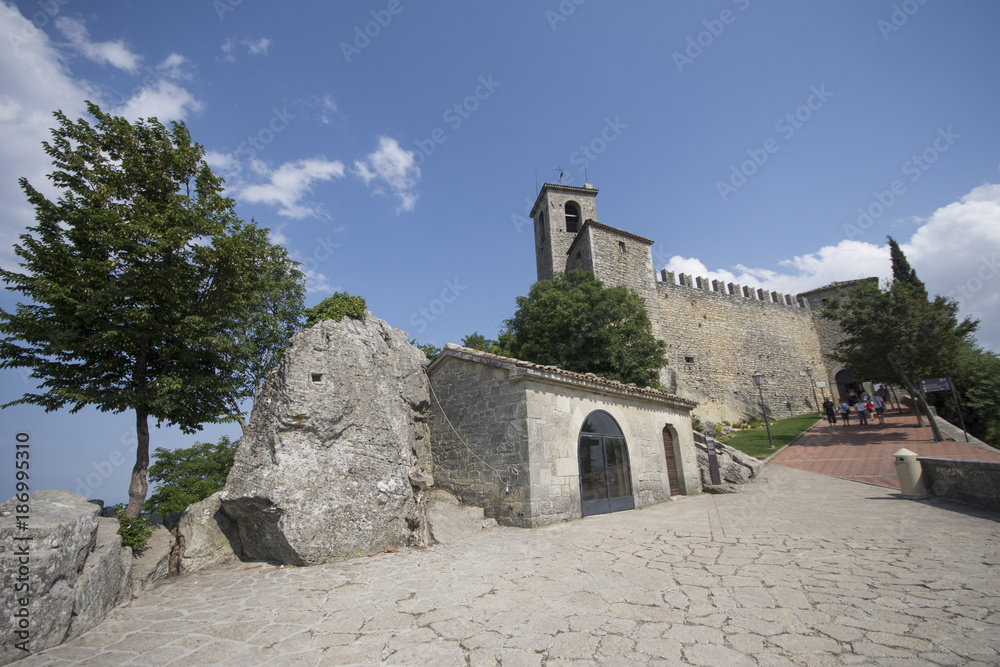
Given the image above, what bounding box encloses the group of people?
[822,389,887,428]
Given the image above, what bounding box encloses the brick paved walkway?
[772,409,1000,489]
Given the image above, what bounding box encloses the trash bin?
[893,448,926,499]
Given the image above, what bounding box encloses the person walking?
[871,395,885,425]
[839,400,851,425]
[856,400,869,427]
[823,399,837,425]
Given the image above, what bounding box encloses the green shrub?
[116,508,152,553]
[691,416,704,433]
[144,436,239,515]
[304,292,366,326]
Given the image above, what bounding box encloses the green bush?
[691,416,703,433]
[304,292,366,326]
[116,508,152,553]
[144,436,239,514]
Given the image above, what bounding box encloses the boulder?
[66,517,132,640]
[0,490,102,662]
[130,524,173,598]
[694,438,763,486]
[221,313,432,565]
[177,492,241,574]
[425,488,496,544]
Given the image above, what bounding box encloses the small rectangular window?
[618,241,626,253]
[684,356,695,364]
[311,373,323,383]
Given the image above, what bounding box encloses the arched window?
[564,202,581,233]
[578,411,634,516]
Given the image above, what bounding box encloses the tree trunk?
[896,371,943,443]
[906,387,925,427]
[125,410,150,518]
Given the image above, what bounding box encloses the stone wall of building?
[533,184,600,281]
[568,223,662,337]
[799,279,879,398]
[522,381,699,526]
[426,356,532,527]
[653,273,828,423]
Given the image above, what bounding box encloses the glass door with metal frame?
[578,411,635,517]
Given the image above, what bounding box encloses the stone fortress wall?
[532,182,864,423]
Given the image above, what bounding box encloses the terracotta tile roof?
[529,182,599,216]
[427,344,697,410]
[568,219,654,252]
[797,277,878,297]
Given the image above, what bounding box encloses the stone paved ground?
[17,465,1000,666]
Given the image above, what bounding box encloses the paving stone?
[683,643,756,666]
[15,464,999,666]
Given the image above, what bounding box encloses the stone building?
[426,343,700,528]
[531,182,871,423]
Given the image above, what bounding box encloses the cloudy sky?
[1,1,998,503]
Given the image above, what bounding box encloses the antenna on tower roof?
[556,167,564,184]
[584,159,589,184]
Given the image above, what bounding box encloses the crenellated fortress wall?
[531,182,868,423]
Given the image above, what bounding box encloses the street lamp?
[805,366,819,413]
[752,371,775,450]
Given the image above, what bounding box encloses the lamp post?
[752,371,775,450]
[805,367,819,413]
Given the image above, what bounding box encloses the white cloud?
[238,158,346,219]
[902,183,1000,350]
[113,54,200,122]
[658,183,1000,352]
[55,16,140,73]
[114,79,202,123]
[220,37,272,63]
[354,136,420,212]
[0,2,92,266]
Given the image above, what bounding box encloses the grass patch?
[720,413,822,459]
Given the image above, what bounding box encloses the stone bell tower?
[531,183,599,282]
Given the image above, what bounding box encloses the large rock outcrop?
[694,436,764,486]
[177,491,241,574]
[0,490,131,664]
[221,313,432,566]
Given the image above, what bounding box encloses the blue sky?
[2,1,999,505]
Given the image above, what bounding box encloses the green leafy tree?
[304,291,366,326]
[825,244,977,441]
[928,340,1000,446]
[501,270,666,387]
[0,102,293,517]
[222,238,305,432]
[410,340,441,361]
[888,235,925,294]
[144,436,240,514]
[460,332,503,355]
